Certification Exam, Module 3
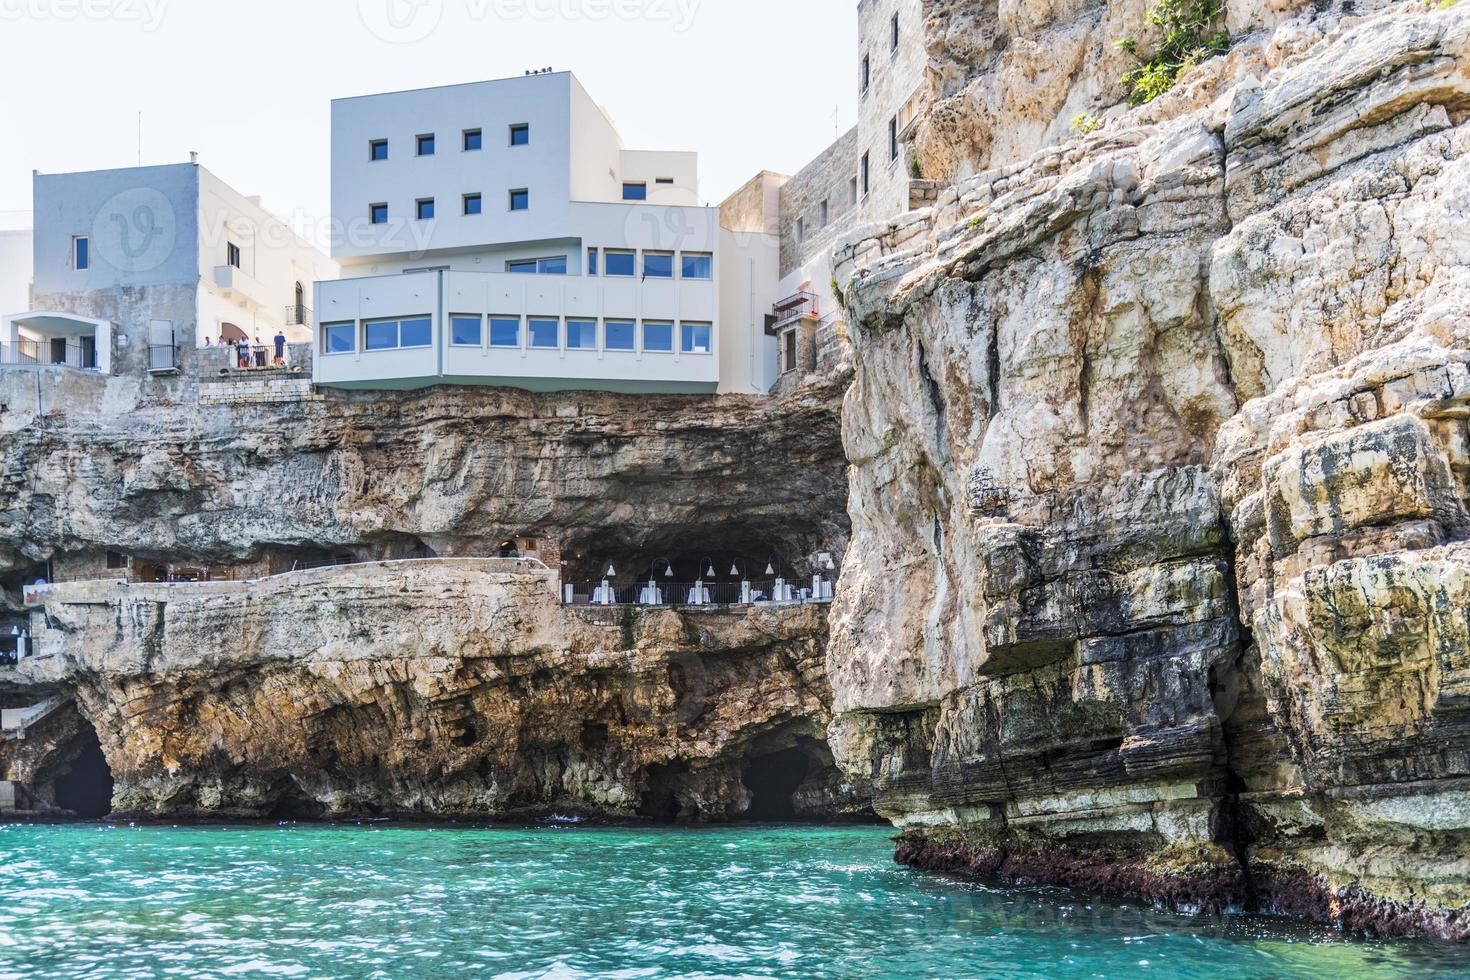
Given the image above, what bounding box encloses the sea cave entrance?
[51,720,114,818]
[740,746,813,821]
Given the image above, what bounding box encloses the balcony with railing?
[0,338,99,371]
[285,304,312,327]
[148,344,180,374]
[767,290,819,335]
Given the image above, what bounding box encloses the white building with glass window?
[315,72,778,394]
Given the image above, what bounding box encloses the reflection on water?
[0,822,1462,979]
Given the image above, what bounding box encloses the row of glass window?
[369,125,529,161]
[587,249,712,280]
[372,189,526,223]
[322,316,713,355]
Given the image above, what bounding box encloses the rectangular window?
[643,321,673,352]
[489,316,520,348]
[73,235,89,270]
[416,198,435,220]
[890,118,899,161]
[681,322,713,354]
[850,177,859,205]
[605,249,636,277]
[370,139,388,161]
[463,129,482,151]
[364,316,432,350]
[506,256,567,275]
[643,251,674,279]
[529,317,559,349]
[587,247,598,276]
[509,188,529,211]
[323,321,355,354]
[861,54,870,94]
[820,199,830,227]
[861,152,870,196]
[370,203,388,224]
[509,123,529,146]
[463,193,482,215]
[226,242,241,268]
[796,217,805,244]
[605,319,635,351]
[681,253,713,280]
[417,133,435,156]
[566,319,597,350]
[891,13,899,51]
[622,182,647,201]
[450,315,481,347]
[656,177,675,185]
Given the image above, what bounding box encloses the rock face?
[4,561,864,822]
[829,0,1470,941]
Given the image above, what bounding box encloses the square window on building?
[681,322,712,354]
[587,247,599,276]
[417,134,435,156]
[605,319,635,351]
[450,315,482,346]
[622,182,648,202]
[323,322,355,354]
[567,319,597,350]
[73,235,89,270]
[643,321,673,352]
[416,198,435,220]
[605,249,636,277]
[463,129,482,151]
[510,188,530,211]
[463,193,482,215]
[370,139,388,161]
[643,251,674,279]
[529,317,559,349]
[681,253,713,280]
[227,242,241,268]
[510,124,530,146]
[370,203,388,224]
[489,315,520,347]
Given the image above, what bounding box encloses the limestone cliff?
[829,0,1470,941]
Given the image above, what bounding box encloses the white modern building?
[314,72,778,395]
[5,162,335,375]
[0,228,32,320]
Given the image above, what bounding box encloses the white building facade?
[6,162,335,376]
[316,72,778,395]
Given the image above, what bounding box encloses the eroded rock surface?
[830,1,1470,940]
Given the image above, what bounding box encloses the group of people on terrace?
[203,329,291,369]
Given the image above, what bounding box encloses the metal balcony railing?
[148,344,180,373]
[0,339,98,370]
[284,304,312,327]
[768,290,819,334]
[563,579,830,607]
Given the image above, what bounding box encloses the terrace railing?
[565,579,830,607]
[0,340,98,370]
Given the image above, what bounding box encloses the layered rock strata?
[829,1,1470,940]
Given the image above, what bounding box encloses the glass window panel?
[644,252,674,279]
[681,322,712,354]
[323,322,355,354]
[622,182,647,201]
[400,317,432,348]
[507,260,537,274]
[490,316,520,347]
[529,318,559,349]
[418,134,435,155]
[450,315,481,347]
[416,199,435,220]
[643,321,673,352]
[510,124,529,146]
[605,250,635,277]
[463,194,482,215]
[370,203,388,224]
[463,129,481,151]
[75,237,89,270]
[587,248,598,276]
[537,256,567,275]
[681,253,712,279]
[605,320,635,351]
[510,189,529,211]
[365,319,398,351]
[370,140,388,161]
[567,319,597,350]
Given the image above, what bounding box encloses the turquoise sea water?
[0,823,1464,979]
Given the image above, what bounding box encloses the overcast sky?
[0,0,859,239]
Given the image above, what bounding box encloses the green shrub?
[909,156,923,180]
[1116,0,1230,106]
[1072,112,1103,134]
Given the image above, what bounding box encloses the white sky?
[0,0,860,238]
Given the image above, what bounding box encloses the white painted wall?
[0,229,33,317]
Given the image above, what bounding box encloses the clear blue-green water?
[0,823,1464,979]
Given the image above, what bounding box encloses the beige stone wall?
[779,129,862,278]
[857,0,929,219]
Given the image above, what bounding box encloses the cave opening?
[740,746,812,821]
[266,778,327,822]
[636,760,691,822]
[52,722,114,819]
